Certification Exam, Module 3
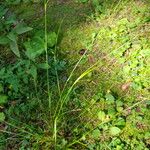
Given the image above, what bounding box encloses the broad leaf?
[29,65,37,79]
[9,41,20,57]
[6,76,19,92]
[38,63,50,69]
[115,118,126,127]
[109,127,121,136]
[7,32,17,42]
[105,93,115,101]
[47,32,57,47]
[14,24,33,35]
[5,14,17,25]
[24,37,44,60]
[0,6,8,18]
[98,111,105,121]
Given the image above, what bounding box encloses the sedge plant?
[43,1,100,148]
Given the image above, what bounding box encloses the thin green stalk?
[53,50,87,119]
[52,48,87,147]
[44,1,65,147]
[62,50,87,94]
[53,117,57,148]
[52,60,98,147]
[54,30,98,118]
[60,29,97,99]
[52,18,65,148]
[44,1,51,113]
[56,63,99,118]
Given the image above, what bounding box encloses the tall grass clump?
[43,0,99,148]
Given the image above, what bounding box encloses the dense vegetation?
[0,0,150,149]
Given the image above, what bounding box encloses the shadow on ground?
[13,0,92,32]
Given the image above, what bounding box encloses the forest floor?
[0,0,150,149]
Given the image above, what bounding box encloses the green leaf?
[24,37,44,60]
[109,127,121,136]
[98,111,105,121]
[7,32,17,42]
[105,93,115,101]
[47,32,57,47]
[108,108,116,117]
[116,101,123,107]
[5,14,17,25]
[0,112,5,122]
[0,36,9,45]
[117,18,129,26]
[14,24,33,35]
[92,129,100,139]
[10,41,20,57]
[29,65,37,79]
[115,118,126,127]
[116,107,123,112]
[38,63,50,69]
[81,0,89,3]
[116,145,122,150]
[0,6,8,18]
[0,95,8,105]
[123,65,130,74]
[7,76,19,92]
